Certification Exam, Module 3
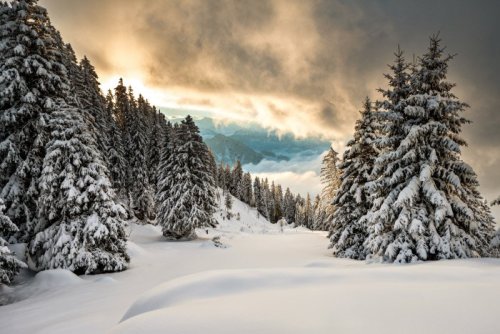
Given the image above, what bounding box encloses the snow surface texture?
[2,193,500,333]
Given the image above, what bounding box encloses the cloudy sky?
[40,0,500,216]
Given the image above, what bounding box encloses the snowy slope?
[1,193,500,334]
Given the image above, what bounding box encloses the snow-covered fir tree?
[254,177,266,218]
[240,172,253,206]
[223,164,232,191]
[283,188,296,224]
[329,98,379,259]
[156,116,218,240]
[267,181,277,223]
[0,0,72,241]
[0,198,26,285]
[313,195,327,230]
[364,36,495,263]
[272,183,284,224]
[319,147,341,230]
[217,164,227,191]
[304,193,314,229]
[294,194,305,227]
[129,94,155,221]
[104,90,127,198]
[76,56,111,159]
[230,160,244,200]
[224,191,233,213]
[28,101,129,274]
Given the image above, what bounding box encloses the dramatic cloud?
[40,0,500,207]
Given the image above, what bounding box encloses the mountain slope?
[205,134,264,165]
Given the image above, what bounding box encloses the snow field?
[1,195,500,334]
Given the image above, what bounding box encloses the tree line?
[0,0,219,285]
[216,148,341,231]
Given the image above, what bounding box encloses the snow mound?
[120,268,337,322]
[31,269,83,290]
[94,276,117,284]
[127,241,147,257]
[112,263,500,334]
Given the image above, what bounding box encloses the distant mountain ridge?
[205,134,264,165]
[193,117,331,166]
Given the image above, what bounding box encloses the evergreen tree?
[76,56,110,159]
[294,194,305,227]
[283,188,296,224]
[267,181,277,223]
[230,160,243,199]
[104,90,127,198]
[319,147,341,230]
[313,194,327,230]
[273,184,284,222]
[224,191,233,212]
[222,164,231,191]
[145,107,166,195]
[329,98,379,259]
[0,198,26,285]
[364,36,495,262]
[156,116,217,240]
[240,172,253,205]
[122,91,154,221]
[254,177,266,217]
[0,0,72,241]
[304,193,313,229]
[217,164,227,191]
[28,103,129,273]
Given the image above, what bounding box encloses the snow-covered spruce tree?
[329,98,379,259]
[156,116,217,240]
[230,160,243,200]
[272,183,284,223]
[313,195,327,231]
[283,188,296,224]
[294,195,305,227]
[267,181,277,223]
[28,100,129,274]
[217,164,227,191]
[241,172,253,206]
[104,90,127,198]
[0,0,71,241]
[304,193,314,229]
[76,56,111,159]
[364,36,495,263]
[319,147,341,231]
[123,90,154,221]
[0,198,26,285]
[224,191,233,213]
[223,164,232,192]
[254,177,266,218]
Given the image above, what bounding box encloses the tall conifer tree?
[329,98,379,259]
[364,36,494,262]
[156,116,217,240]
